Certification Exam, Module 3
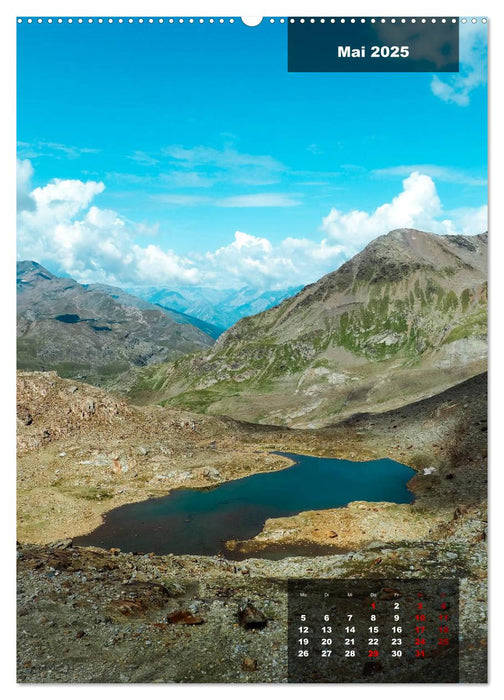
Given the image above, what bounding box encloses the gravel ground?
[16,371,488,683]
[17,511,487,684]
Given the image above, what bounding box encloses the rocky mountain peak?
[130,229,487,428]
[17,260,58,284]
[17,261,216,386]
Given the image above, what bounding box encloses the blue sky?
[17,18,488,290]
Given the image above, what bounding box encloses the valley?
[127,283,304,330]
[15,11,490,682]
[16,369,487,682]
[129,229,487,427]
[16,227,488,682]
[17,369,487,552]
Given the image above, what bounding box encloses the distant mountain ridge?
[127,284,304,329]
[129,229,488,427]
[83,282,223,339]
[17,261,216,386]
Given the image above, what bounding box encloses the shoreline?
[17,370,486,560]
[19,443,425,558]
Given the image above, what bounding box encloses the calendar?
[288,579,459,683]
[15,7,488,686]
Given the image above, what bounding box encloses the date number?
[371,45,410,58]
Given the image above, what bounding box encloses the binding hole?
[241,17,263,26]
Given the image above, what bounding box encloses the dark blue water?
[74,452,415,559]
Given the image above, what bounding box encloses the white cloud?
[162,145,283,172]
[322,173,439,251]
[16,158,35,212]
[17,161,487,292]
[446,205,488,235]
[17,140,100,159]
[161,144,285,186]
[202,231,344,289]
[31,178,105,214]
[373,165,486,187]
[321,172,487,257]
[216,193,301,208]
[128,150,159,167]
[151,192,301,208]
[17,160,200,287]
[160,171,215,188]
[232,231,272,253]
[132,245,200,285]
[152,194,212,206]
[430,23,487,106]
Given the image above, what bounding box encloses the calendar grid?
[288,579,459,683]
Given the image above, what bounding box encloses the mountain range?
[129,228,488,427]
[17,261,217,386]
[126,284,304,329]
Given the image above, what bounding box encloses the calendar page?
[16,9,488,685]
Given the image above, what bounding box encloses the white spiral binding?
[15,17,490,26]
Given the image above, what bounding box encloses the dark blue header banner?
[288,18,459,72]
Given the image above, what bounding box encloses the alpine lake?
[75,452,415,560]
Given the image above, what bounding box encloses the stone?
[454,505,469,520]
[242,657,258,671]
[237,602,268,630]
[166,610,204,625]
[17,407,33,425]
[110,599,145,617]
[50,538,73,550]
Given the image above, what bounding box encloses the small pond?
[74,452,415,559]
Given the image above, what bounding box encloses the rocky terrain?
[130,229,487,427]
[16,370,375,544]
[231,372,487,557]
[17,370,487,682]
[16,226,488,684]
[16,533,486,683]
[17,261,216,386]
